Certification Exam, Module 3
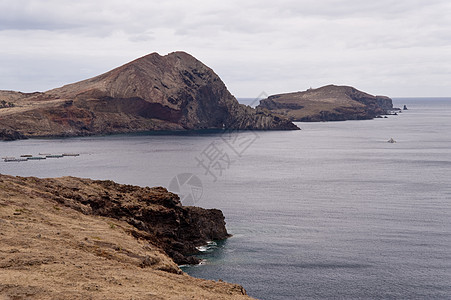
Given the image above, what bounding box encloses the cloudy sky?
[0,0,450,97]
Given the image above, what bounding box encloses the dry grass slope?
[0,174,252,300]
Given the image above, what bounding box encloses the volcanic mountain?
[0,52,298,140]
[257,85,394,122]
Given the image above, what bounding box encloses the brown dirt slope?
[0,52,298,140]
[0,174,252,300]
[257,85,394,122]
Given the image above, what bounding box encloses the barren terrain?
[0,174,251,299]
[258,85,394,121]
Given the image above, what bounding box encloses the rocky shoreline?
[0,174,251,299]
[1,175,230,265]
[0,128,27,141]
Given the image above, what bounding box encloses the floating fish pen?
[62,153,80,157]
[27,156,47,160]
[4,157,28,162]
[2,153,79,162]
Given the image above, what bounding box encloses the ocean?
[1,98,450,299]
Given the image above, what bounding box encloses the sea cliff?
[0,52,298,140]
[0,174,251,299]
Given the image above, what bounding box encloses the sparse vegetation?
[0,173,249,299]
[0,100,15,109]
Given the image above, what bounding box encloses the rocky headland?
[257,85,394,122]
[0,174,251,299]
[0,52,298,141]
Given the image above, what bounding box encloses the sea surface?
[1,98,451,299]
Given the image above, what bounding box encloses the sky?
[0,0,450,97]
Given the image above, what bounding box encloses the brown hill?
[0,174,252,299]
[257,85,394,122]
[0,52,298,140]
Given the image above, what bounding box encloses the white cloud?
[0,0,450,97]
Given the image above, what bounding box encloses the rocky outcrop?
[0,175,229,265]
[258,85,394,122]
[0,52,298,140]
[0,174,251,299]
[0,128,27,141]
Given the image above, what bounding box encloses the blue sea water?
[1,98,451,299]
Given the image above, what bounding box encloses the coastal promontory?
[0,52,298,140]
[257,85,394,122]
[0,174,251,299]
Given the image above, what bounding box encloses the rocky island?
[257,85,394,122]
[0,174,252,299]
[0,52,298,141]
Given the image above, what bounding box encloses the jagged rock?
[0,52,298,140]
[0,174,251,299]
[258,85,394,122]
[0,128,27,141]
[2,175,229,265]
